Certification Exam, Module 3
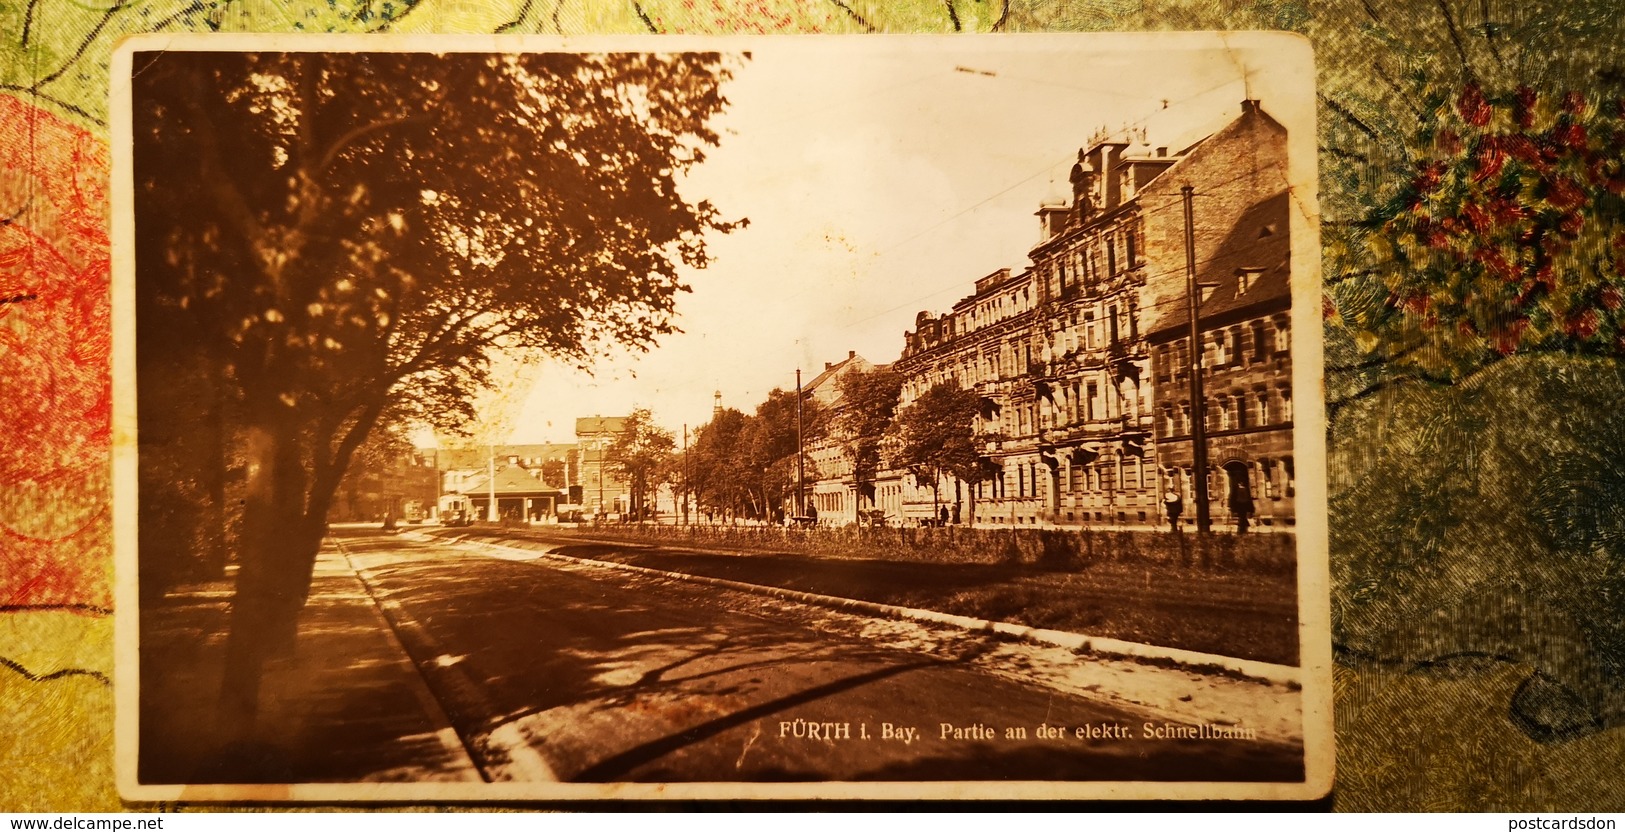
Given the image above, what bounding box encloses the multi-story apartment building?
[802,351,882,524]
[1146,189,1294,530]
[576,415,631,516]
[890,99,1292,529]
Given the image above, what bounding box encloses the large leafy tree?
[884,381,984,520]
[741,387,827,519]
[605,408,676,521]
[133,50,741,720]
[685,407,752,521]
[836,366,902,512]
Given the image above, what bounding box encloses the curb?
[324,541,486,782]
[409,530,1302,688]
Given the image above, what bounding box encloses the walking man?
[1163,488,1183,533]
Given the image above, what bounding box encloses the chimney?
[848,350,855,359]
[825,362,833,370]
[1156,146,1168,157]
[1241,99,1261,116]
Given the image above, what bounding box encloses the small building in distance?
[437,442,577,522]
[457,463,568,523]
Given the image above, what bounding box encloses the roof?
[803,351,883,410]
[1148,190,1292,339]
[575,416,627,436]
[459,464,566,497]
[437,443,576,471]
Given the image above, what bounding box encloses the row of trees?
[603,366,990,525]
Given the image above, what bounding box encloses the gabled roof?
[460,464,565,496]
[1148,190,1292,339]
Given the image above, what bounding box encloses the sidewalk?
[137,539,482,786]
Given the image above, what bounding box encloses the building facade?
[576,415,631,517]
[802,351,881,524]
[1146,190,1295,531]
[889,99,1294,530]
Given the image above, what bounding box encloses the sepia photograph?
[111,32,1330,801]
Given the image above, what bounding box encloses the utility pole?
[682,423,689,526]
[487,443,498,522]
[1182,185,1211,533]
[796,369,806,519]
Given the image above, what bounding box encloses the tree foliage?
[605,407,676,520]
[684,407,752,520]
[742,387,827,517]
[133,49,741,716]
[680,386,827,522]
[836,366,903,502]
[883,381,984,510]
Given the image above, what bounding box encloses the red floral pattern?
[0,95,112,610]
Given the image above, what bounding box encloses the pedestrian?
[1163,489,1183,533]
[938,505,949,526]
[1229,484,1254,534]
[951,503,961,525]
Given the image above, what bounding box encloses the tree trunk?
[218,415,319,731]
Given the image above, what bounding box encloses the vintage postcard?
[111,31,1331,801]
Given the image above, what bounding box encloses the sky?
[460,35,1311,446]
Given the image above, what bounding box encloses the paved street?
[346,527,1303,783]
[140,526,1304,785]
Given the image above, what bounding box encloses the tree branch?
[317,115,429,173]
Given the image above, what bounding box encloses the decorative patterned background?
[2,0,1622,811]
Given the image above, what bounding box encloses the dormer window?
[1236,267,1266,295]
